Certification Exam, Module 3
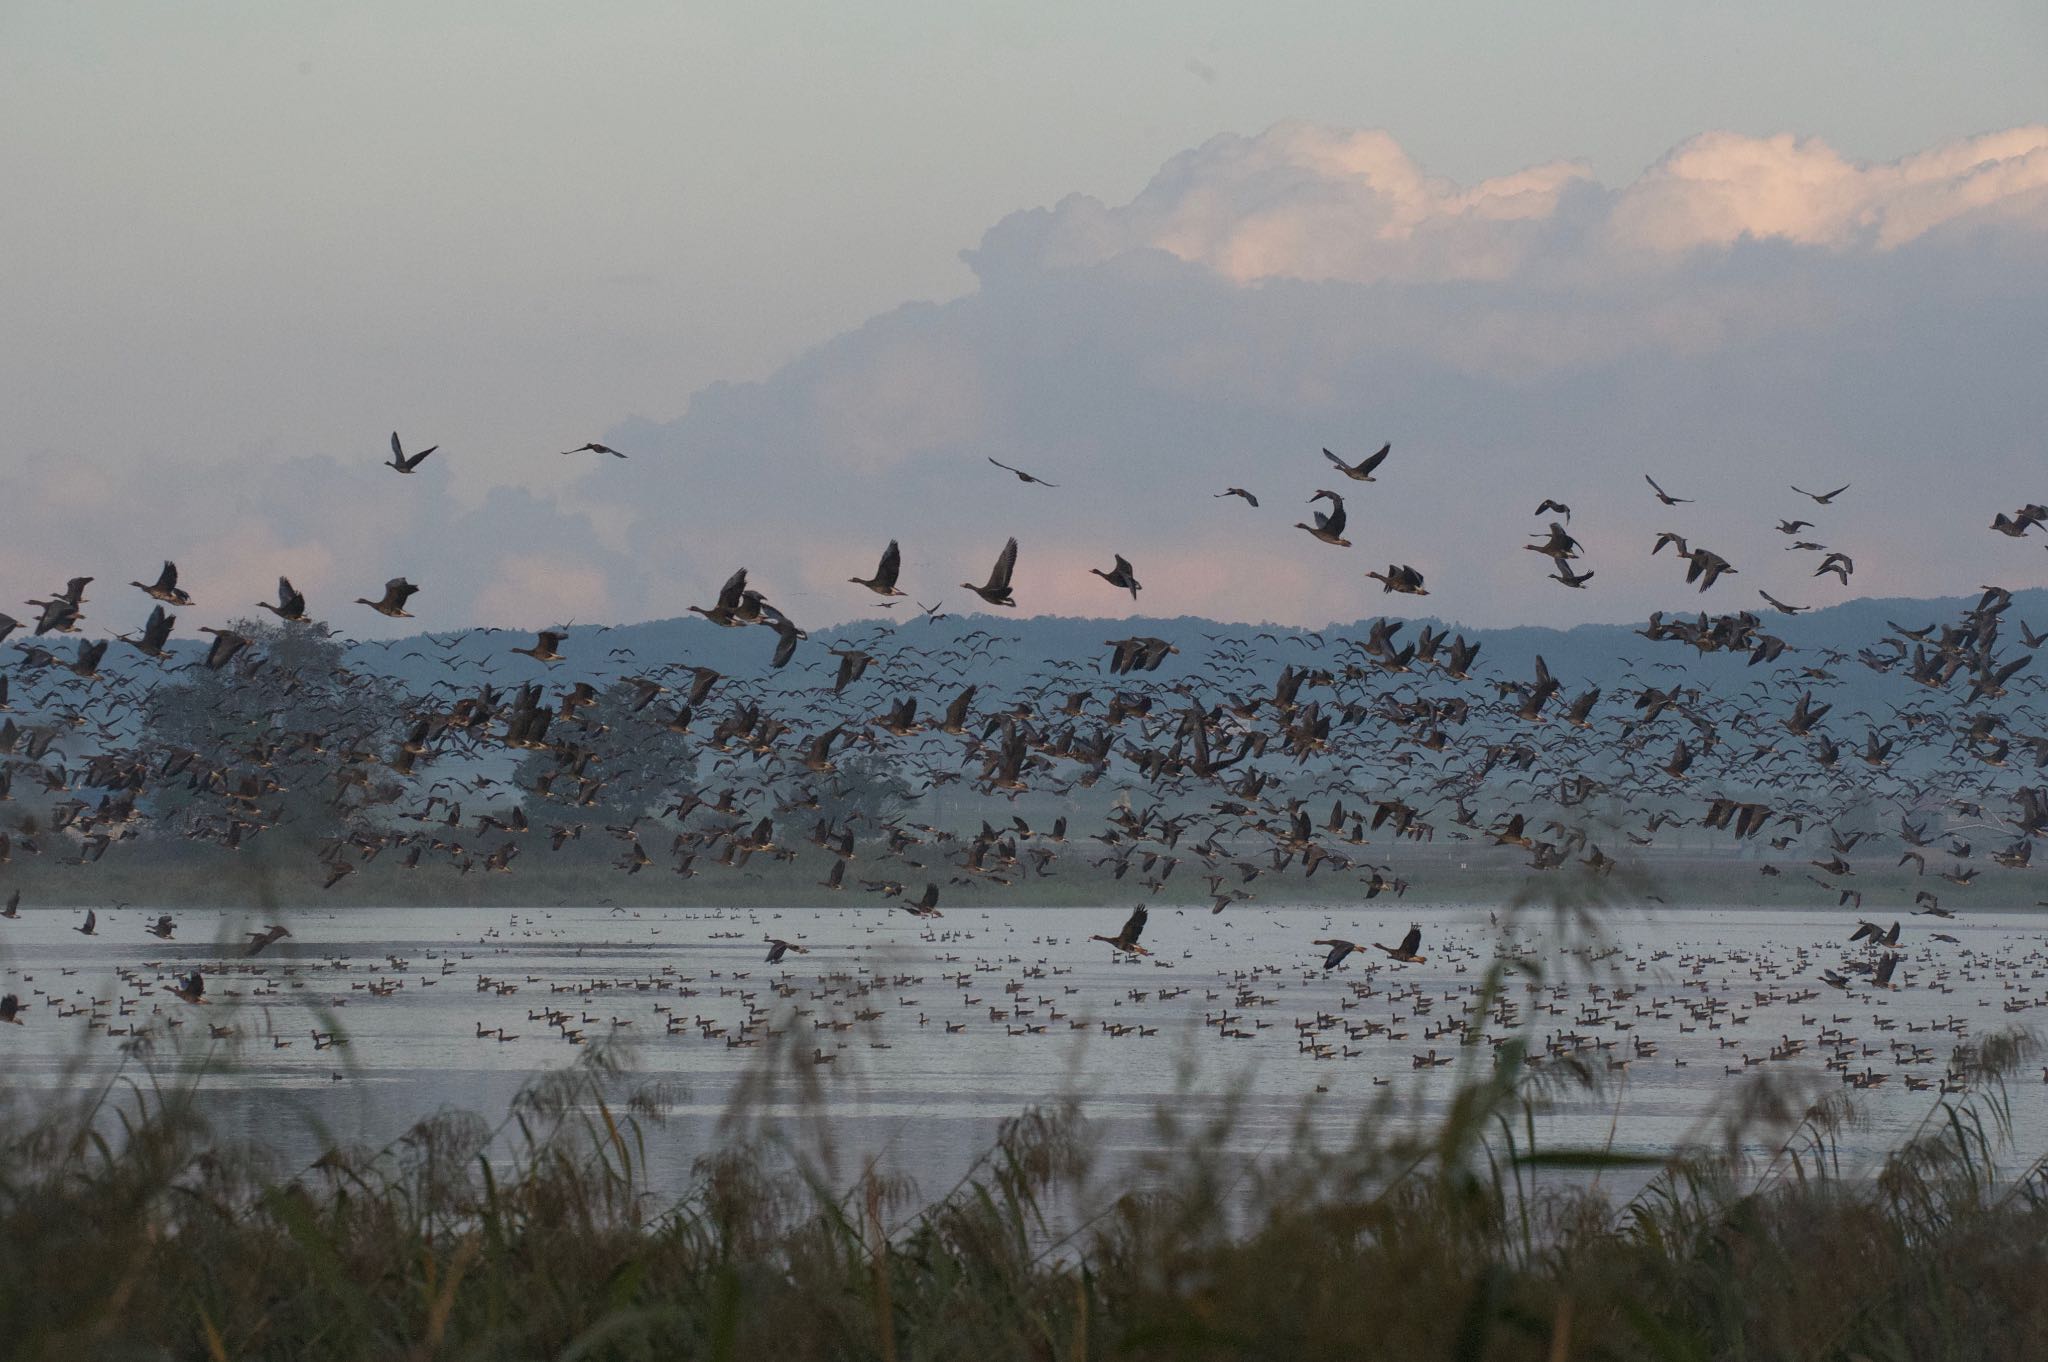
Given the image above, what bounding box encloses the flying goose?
[1313,938,1361,969]
[257,577,309,622]
[385,432,436,474]
[512,631,566,663]
[131,561,192,605]
[1645,475,1692,506]
[962,538,1019,607]
[1090,904,1150,954]
[987,457,1056,487]
[1365,564,1427,596]
[120,605,177,659]
[849,541,907,597]
[1295,490,1351,547]
[355,578,420,618]
[1791,483,1850,504]
[689,568,750,626]
[764,937,810,964]
[1374,924,1425,964]
[1525,523,1580,563]
[198,626,250,671]
[1323,443,1390,481]
[563,442,627,458]
[1215,487,1259,507]
[1090,554,1141,599]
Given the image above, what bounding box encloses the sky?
[2,3,2045,635]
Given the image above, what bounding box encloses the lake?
[4,901,2044,1202]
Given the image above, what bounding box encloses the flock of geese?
[1,432,2046,1111]
[8,899,2047,1116]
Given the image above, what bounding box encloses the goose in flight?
[386,432,436,474]
[1365,564,1427,596]
[1792,483,1850,504]
[1090,904,1150,954]
[131,561,192,606]
[1313,938,1361,969]
[1215,487,1259,507]
[987,457,1056,487]
[75,909,96,936]
[563,442,627,458]
[27,578,92,636]
[1645,475,1692,506]
[850,541,906,598]
[257,577,309,622]
[1550,563,1595,589]
[1758,590,1808,614]
[962,537,1019,607]
[120,604,177,659]
[1684,547,1737,592]
[356,578,420,618]
[1533,498,1571,522]
[1374,924,1426,964]
[1324,443,1390,482]
[1990,505,2047,537]
[246,924,292,956]
[1776,519,1813,535]
[0,994,21,1025]
[690,568,750,626]
[512,631,566,663]
[170,970,206,1004]
[1295,490,1351,547]
[1090,554,1142,599]
[1814,552,1853,584]
[145,913,177,940]
[1525,522,1580,564]
[198,626,250,671]
[1849,919,1901,947]
[764,937,810,964]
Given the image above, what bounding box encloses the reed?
[1,1013,2044,1360]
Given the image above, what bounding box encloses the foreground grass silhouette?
[3,1017,2046,1362]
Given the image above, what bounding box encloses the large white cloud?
[967,122,2048,284]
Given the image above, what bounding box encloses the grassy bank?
[3,1020,2045,1360]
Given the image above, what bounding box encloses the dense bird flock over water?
[2,438,2048,1081]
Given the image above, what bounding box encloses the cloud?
[13,123,2048,636]
[592,122,2048,630]
[967,122,2048,285]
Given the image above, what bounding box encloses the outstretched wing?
[988,537,1019,591]
[716,567,748,612]
[1358,442,1391,475]
[1322,941,1349,970]
[1398,925,1421,956]
[1120,904,1147,943]
[877,540,901,589]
